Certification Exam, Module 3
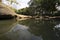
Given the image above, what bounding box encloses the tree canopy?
[29,0,59,11]
[28,0,60,16]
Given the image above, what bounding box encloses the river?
[0,19,60,40]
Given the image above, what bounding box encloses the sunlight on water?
[54,24,60,31]
[55,24,60,28]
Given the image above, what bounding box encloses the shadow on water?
[0,18,60,40]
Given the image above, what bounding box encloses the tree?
[41,0,57,12]
[29,0,44,16]
[29,0,59,16]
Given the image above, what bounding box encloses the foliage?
[29,0,60,16]
[29,0,41,16]
[15,7,37,16]
[10,0,60,16]
[40,0,57,11]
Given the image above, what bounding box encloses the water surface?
[0,19,60,40]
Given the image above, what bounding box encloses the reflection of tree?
[19,19,60,40]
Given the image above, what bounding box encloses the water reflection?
[54,24,60,40]
[0,19,60,40]
[0,19,42,40]
[6,24,42,40]
[0,19,17,40]
[19,19,60,40]
[55,24,60,30]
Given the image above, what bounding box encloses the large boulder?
[0,3,17,19]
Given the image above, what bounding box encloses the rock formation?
[0,3,17,20]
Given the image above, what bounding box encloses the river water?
[0,19,60,40]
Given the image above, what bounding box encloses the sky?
[2,0,30,10]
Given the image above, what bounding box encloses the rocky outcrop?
[0,3,17,20]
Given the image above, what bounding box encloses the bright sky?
[2,0,30,10]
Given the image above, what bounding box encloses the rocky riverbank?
[0,3,17,20]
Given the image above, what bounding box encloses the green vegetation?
[15,7,37,16]
[1,0,60,19]
[15,0,60,18]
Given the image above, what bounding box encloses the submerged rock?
[0,3,17,20]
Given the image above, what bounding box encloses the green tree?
[29,0,59,16]
[40,0,57,14]
[29,0,43,16]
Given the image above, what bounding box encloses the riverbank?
[16,14,60,21]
